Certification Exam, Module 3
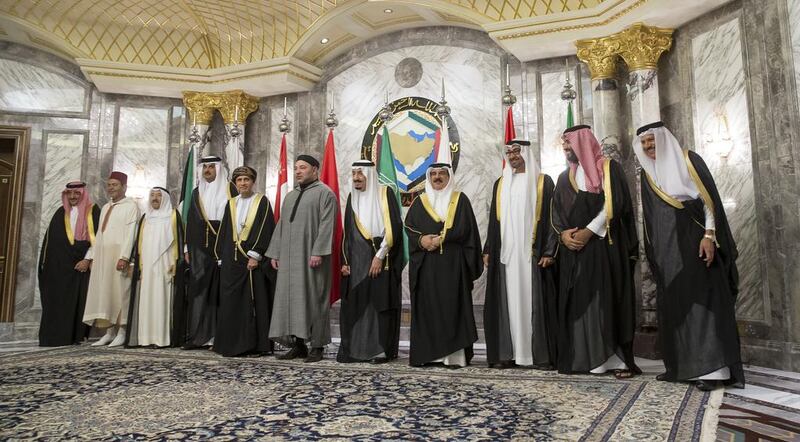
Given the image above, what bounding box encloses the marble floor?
[3,339,799,440]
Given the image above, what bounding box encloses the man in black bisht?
[38,181,100,346]
[213,166,275,357]
[338,160,405,363]
[404,161,482,368]
[483,140,558,369]
[635,121,744,391]
[183,156,237,349]
[552,125,639,378]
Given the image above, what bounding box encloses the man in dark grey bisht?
[268,154,338,363]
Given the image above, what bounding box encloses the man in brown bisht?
[38,181,100,346]
[337,160,405,363]
[83,171,141,347]
[635,121,744,391]
[551,125,639,379]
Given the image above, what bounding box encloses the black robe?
[38,204,101,346]
[642,150,744,386]
[552,160,640,374]
[125,210,187,348]
[214,194,276,357]
[337,187,405,362]
[184,183,237,347]
[483,174,559,366]
[404,191,482,366]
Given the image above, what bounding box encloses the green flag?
[566,100,575,129]
[377,125,408,263]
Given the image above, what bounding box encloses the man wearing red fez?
[83,171,141,347]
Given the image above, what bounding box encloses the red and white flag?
[503,106,516,168]
[320,129,343,305]
[273,133,288,222]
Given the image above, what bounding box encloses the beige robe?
[83,197,140,328]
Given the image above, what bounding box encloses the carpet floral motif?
[0,347,712,440]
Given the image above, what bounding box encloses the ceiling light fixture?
[384,8,393,13]
[320,37,330,44]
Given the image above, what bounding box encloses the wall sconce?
[703,110,734,159]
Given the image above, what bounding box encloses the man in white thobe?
[83,171,140,347]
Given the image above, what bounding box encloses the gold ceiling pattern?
[0,0,607,68]
[444,0,605,22]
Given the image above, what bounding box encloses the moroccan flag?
[320,129,343,305]
[567,100,575,129]
[273,133,288,222]
[377,125,408,263]
[179,145,194,225]
[503,105,516,168]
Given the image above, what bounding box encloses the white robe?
[135,214,175,346]
[83,197,140,328]
[503,173,534,366]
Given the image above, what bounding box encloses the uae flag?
[273,133,288,221]
[320,129,343,305]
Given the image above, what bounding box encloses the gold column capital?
[615,22,674,71]
[182,91,216,125]
[575,35,622,80]
[217,90,259,124]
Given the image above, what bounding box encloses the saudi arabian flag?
[566,100,575,129]
[377,125,408,263]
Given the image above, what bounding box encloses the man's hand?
[309,255,322,268]
[246,258,259,271]
[483,254,489,267]
[74,259,91,273]
[430,235,442,250]
[420,235,433,250]
[538,256,554,268]
[561,228,582,251]
[184,252,190,264]
[699,237,715,267]
[369,257,383,278]
[271,259,279,270]
[572,228,594,247]
[116,259,128,271]
[341,265,350,276]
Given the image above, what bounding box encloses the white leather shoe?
[108,328,126,347]
[91,329,116,346]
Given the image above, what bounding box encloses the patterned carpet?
[0,346,721,441]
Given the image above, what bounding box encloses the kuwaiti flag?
[320,128,343,305]
[273,133,288,222]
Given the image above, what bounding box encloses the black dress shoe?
[304,347,324,363]
[656,373,668,381]
[494,361,515,370]
[370,357,389,364]
[444,364,463,370]
[695,380,720,391]
[277,344,308,360]
[530,363,555,371]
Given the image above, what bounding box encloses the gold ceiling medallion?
[182,90,259,125]
[575,34,622,80]
[615,22,673,70]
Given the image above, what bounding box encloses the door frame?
[0,125,30,322]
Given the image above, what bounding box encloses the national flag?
[273,133,288,222]
[503,105,516,168]
[567,100,575,129]
[179,144,195,225]
[320,128,343,305]
[377,125,408,263]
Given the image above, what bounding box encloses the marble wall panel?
[0,59,87,114]
[788,0,800,107]
[34,132,86,309]
[113,106,170,207]
[691,17,767,323]
[325,45,502,304]
[539,70,572,179]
